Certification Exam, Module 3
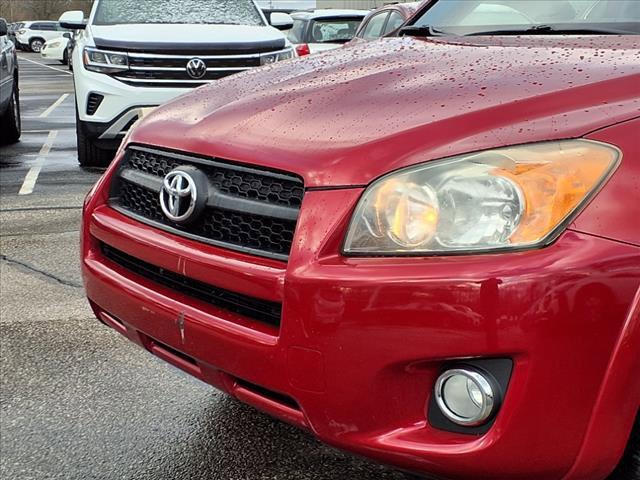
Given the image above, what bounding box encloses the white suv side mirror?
[59,10,86,30]
[270,12,294,31]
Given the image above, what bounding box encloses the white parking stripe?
[18,55,73,75]
[39,94,70,118]
[19,131,59,196]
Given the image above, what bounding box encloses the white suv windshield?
[93,0,265,26]
[413,0,639,34]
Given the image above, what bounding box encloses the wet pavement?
[0,53,413,480]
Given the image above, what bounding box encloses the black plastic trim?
[86,92,104,116]
[428,358,513,435]
[79,105,157,139]
[234,378,300,410]
[101,243,282,328]
[93,37,286,54]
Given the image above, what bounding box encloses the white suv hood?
[89,23,285,48]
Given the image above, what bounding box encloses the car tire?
[76,108,114,168]
[29,38,44,53]
[609,412,640,479]
[60,49,68,65]
[0,78,21,145]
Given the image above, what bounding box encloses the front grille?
[110,146,304,261]
[111,50,276,87]
[101,243,282,328]
[128,56,260,69]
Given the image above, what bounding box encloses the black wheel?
[0,78,21,145]
[60,48,68,65]
[609,412,640,479]
[76,107,114,167]
[29,38,44,53]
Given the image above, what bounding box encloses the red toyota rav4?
[81,0,640,478]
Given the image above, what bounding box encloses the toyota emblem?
[186,58,207,79]
[159,168,207,224]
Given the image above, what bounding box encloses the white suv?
[60,0,294,167]
[14,21,70,53]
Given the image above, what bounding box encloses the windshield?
[93,0,265,26]
[412,0,640,34]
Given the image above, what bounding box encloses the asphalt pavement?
[0,53,411,480]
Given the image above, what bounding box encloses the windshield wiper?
[467,24,638,36]
[398,25,447,37]
[316,39,351,44]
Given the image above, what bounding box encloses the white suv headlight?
[260,48,295,65]
[343,140,619,255]
[83,47,129,74]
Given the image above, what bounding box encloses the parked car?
[81,0,640,479]
[14,21,70,53]
[60,0,295,167]
[287,10,368,56]
[41,34,71,64]
[7,22,23,48]
[0,18,21,145]
[66,32,76,71]
[354,2,420,39]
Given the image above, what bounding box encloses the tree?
[0,0,93,22]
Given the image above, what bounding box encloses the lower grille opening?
[100,243,282,328]
[234,378,300,411]
[149,337,197,366]
[86,93,104,116]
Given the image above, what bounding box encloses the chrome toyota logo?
[186,58,207,79]
[160,170,201,223]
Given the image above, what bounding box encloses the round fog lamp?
[435,368,496,426]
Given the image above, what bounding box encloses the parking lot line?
[18,55,73,75]
[18,130,59,196]
[39,94,70,118]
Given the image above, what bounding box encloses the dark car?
[355,2,421,39]
[64,31,75,70]
[7,22,23,48]
[0,18,21,145]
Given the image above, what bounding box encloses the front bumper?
[82,171,640,480]
[72,56,189,136]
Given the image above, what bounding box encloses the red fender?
[564,286,640,479]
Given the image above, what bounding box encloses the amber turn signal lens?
[494,142,619,244]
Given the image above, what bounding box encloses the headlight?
[343,140,619,255]
[83,47,129,74]
[48,42,61,48]
[260,48,295,65]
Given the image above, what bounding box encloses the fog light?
[435,368,496,426]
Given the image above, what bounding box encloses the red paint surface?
[130,36,640,188]
[82,32,640,479]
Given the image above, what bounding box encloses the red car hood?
[130,35,640,187]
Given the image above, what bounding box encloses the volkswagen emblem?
[186,58,207,79]
[159,167,208,224]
